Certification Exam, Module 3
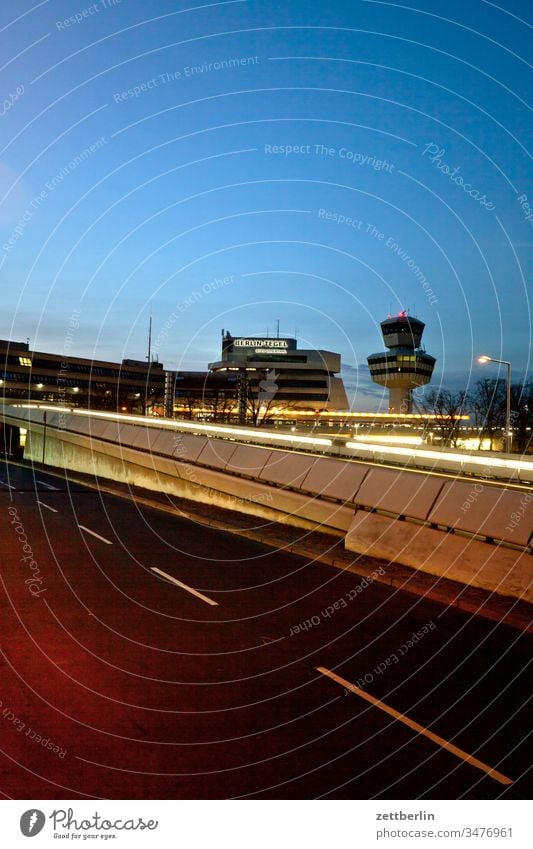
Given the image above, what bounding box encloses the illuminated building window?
[18,356,32,366]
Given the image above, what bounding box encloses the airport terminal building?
[208,331,349,411]
[0,331,349,417]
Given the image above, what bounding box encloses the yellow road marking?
[316,666,513,785]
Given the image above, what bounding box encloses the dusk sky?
[0,0,531,409]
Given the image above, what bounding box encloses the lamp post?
[477,355,512,454]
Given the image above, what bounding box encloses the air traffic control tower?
[367,311,436,413]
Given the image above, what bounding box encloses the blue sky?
[0,0,531,408]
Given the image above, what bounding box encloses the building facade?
[0,339,166,413]
[208,331,349,414]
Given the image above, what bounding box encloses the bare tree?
[417,388,469,447]
[202,389,235,423]
[510,381,533,454]
[175,391,197,419]
[469,378,506,450]
[243,369,302,426]
[245,392,280,427]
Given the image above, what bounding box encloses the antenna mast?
[147,308,152,364]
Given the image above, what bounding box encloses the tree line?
[415,378,533,453]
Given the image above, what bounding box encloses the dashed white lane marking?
[150,567,218,606]
[37,500,58,513]
[316,666,513,786]
[0,479,15,489]
[78,525,113,545]
[36,480,59,490]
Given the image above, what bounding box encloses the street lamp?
[477,355,512,454]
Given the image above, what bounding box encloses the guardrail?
[6,403,533,484]
[3,403,532,602]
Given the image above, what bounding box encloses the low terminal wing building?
[0,339,166,412]
[208,331,349,414]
